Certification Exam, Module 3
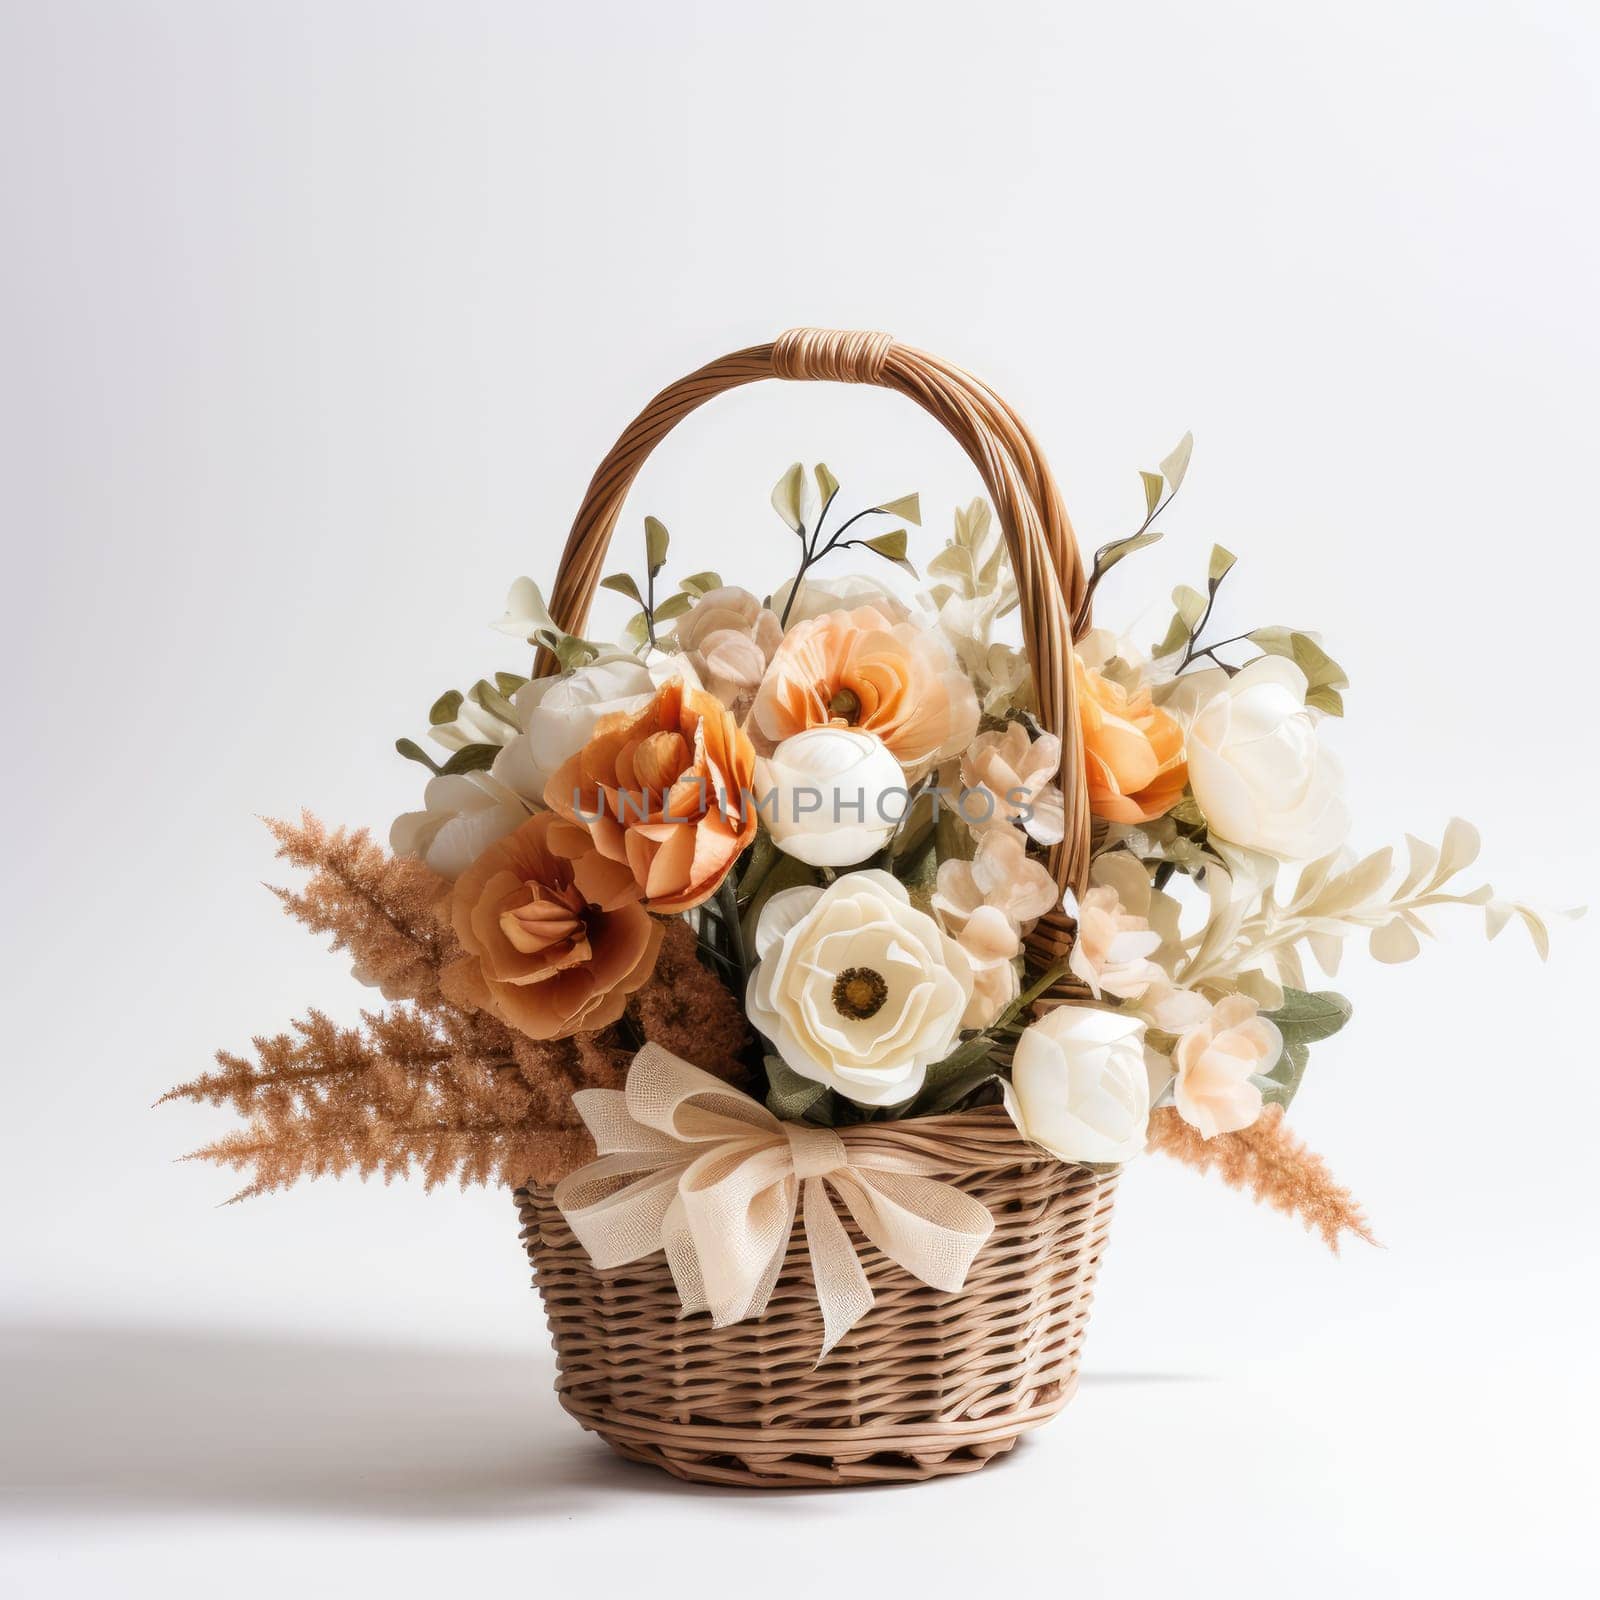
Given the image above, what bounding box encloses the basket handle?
[542,327,1092,947]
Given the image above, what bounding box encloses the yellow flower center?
[831,966,888,1020]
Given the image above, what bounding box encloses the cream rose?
[1003,1006,1150,1165]
[1178,657,1349,862]
[753,727,908,867]
[1170,993,1281,1138]
[746,870,974,1107]
[490,651,658,805]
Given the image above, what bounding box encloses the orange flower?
[546,680,758,913]
[1075,654,1188,823]
[750,605,979,776]
[446,812,662,1040]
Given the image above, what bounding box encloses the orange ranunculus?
[446,811,663,1040]
[546,680,758,914]
[750,605,979,776]
[1074,654,1188,823]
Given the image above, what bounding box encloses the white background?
[4,1,1598,1593]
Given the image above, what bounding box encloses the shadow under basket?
[514,1110,1120,1488]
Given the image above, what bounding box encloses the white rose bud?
[1181,657,1349,862]
[753,727,908,868]
[1002,1006,1151,1165]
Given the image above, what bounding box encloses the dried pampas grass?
[1147,1105,1377,1252]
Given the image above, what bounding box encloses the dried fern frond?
[265,812,455,1007]
[1147,1105,1377,1252]
[168,815,761,1197]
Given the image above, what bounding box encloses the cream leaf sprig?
[1177,819,1569,994]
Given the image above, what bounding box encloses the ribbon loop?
[553,1043,997,1362]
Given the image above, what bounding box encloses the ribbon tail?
[834,1168,995,1294]
[660,1193,710,1318]
[804,1177,873,1363]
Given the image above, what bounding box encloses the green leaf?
[814,462,840,505]
[621,611,651,649]
[677,570,722,598]
[1091,528,1164,581]
[1259,1039,1310,1110]
[1140,470,1164,517]
[469,679,519,725]
[494,671,528,697]
[1173,583,1207,629]
[1305,684,1345,716]
[643,516,670,577]
[600,572,643,606]
[553,634,600,671]
[1208,544,1237,586]
[859,528,918,578]
[1290,631,1348,690]
[1160,431,1194,493]
[438,742,501,776]
[906,1039,1002,1117]
[1266,988,1353,1046]
[876,492,922,526]
[1247,626,1297,655]
[771,462,807,532]
[1152,611,1192,659]
[764,1055,836,1124]
[395,737,441,774]
[428,690,464,726]
[652,591,693,622]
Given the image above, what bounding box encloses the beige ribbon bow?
[553,1044,996,1360]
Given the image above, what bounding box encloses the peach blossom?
[1171,993,1282,1139]
[672,586,783,717]
[1075,654,1188,824]
[959,723,1065,844]
[932,824,1059,942]
[446,812,662,1040]
[751,605,979,778]
[546,680,759,914]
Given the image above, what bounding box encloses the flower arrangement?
[167,330,1567,1485]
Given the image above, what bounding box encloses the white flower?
[754,727,908,867]
[1065,853,1167,1001]
[490,651,657,804]
[1177,657,1349,862]
[389,773,532,878]
[746,870,973,1107]
[1169,993,1281,1138]
[1002,1006,1151,1165]
[770,573,911,626]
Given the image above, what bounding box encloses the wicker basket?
[517,1112,1118,1487]
[521,328,1111,1488]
